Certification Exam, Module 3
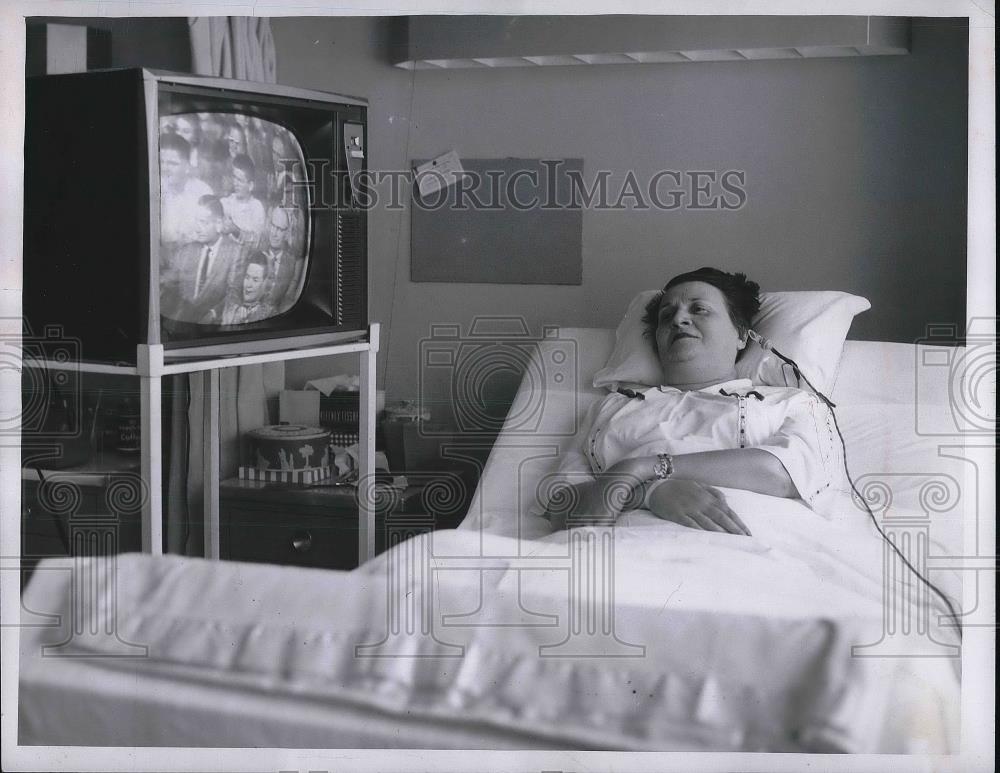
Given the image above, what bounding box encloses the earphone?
[745,328,770,350]
[747,330,963,638]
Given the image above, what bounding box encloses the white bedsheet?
[20,487,959,752]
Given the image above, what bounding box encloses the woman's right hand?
[645,479,751,536]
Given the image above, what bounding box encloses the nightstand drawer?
[222,509,359,570]
[218,478,444,570]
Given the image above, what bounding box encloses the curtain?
[167,17,282,554]
[188,17,277,83]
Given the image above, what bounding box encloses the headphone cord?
[767,344,963,640]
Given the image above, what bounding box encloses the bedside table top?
[220,477,424,513]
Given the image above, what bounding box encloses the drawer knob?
[291,531,313,553]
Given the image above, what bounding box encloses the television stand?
[28,324,381,566]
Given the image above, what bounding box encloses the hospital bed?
[18,329,967,752]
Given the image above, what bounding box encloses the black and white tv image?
[24,68,368,365]
[158,115,310,326]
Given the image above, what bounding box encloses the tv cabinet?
[28,324,382,566]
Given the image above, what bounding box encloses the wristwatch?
[654,452,674,480]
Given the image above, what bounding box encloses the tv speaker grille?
[336,211,365,326]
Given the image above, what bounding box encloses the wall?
[273,17,968,418]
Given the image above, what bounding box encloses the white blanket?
[20,487,960,753]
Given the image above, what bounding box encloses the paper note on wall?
[415,150,465,199]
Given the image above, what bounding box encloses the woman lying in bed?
[548,267,842,534]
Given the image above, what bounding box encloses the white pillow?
[593,290,871,393]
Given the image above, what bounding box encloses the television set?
[24,68,368,365]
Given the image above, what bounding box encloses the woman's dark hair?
[641,267,761,357]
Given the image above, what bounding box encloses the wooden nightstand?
[219,478,430,571]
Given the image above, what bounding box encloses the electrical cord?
[759,335,963,640]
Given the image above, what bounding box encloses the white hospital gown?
[555,378,845,511]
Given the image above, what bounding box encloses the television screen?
[158,113,311,326]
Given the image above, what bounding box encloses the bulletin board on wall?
[410,157,583,285]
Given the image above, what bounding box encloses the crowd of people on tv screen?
[158,113,309,325]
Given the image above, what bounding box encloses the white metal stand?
[203,368,221,560]
[357,325,378,564]
[33,324,381,566]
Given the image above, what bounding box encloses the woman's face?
[654,281,746,371]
